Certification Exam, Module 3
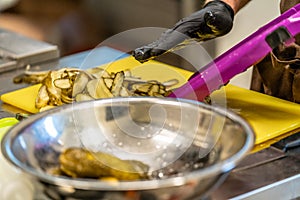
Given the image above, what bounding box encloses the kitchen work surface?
[2,56,300,152]
[0,46,300,199]
[0,28,59,73]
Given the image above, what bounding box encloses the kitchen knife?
[168,4,300,101]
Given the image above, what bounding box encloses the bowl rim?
[1,97,255,191]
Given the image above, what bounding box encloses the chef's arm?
[133,0,251,63]
[205,0,251,13]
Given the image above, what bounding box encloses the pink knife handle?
[169,4,300,101]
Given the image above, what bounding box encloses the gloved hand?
[132,0,234,63]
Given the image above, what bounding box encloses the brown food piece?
[58,147,149,181]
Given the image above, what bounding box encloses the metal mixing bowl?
[1,97,254,200]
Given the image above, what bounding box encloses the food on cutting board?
[13,67,179,112]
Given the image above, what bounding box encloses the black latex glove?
[132,0,234,63]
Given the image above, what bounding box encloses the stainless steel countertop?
[212,146,300,199]
[1,50,300,200]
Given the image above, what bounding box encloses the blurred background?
[0,0,280,88]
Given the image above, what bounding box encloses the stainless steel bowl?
[1,97,254,200]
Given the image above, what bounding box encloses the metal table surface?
[0,47,300,200]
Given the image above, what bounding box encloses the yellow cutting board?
[2,56,300,152]
[210,85,300,152]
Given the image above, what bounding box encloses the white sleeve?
[0,0,19,11]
